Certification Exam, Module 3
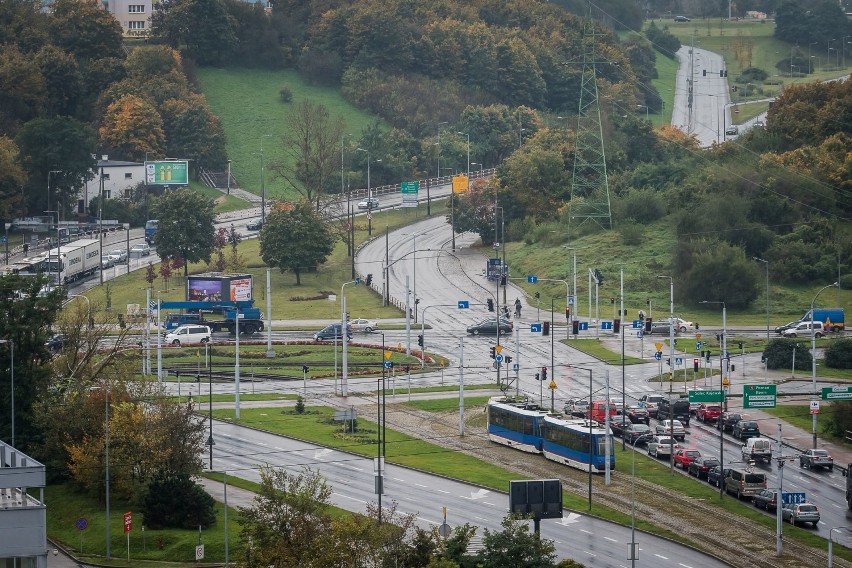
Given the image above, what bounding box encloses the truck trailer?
[801,307,845,331]
[43,238,101,284]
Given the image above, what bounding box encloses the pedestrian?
[23,243,29,255]
[638,309,645,321]
[515,298,522,318]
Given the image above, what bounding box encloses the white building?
[0,440,48,568]
[80,157,144,216]
[101,0,155,38]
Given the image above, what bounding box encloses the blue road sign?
[527,275,538,283]
[75,517,88,531]
[601,321,612,330]
[495,354,504,363]
[458,300,470,309]
[632,320,642,329]
[0,236,6,244]
[675,357,683,366]
[696,341,702,350]
[579,322,589,331]
[530,323,542,333]
[355,277,361,285]
[149,301,157,312]
[638,330,644,338]
[654,352,662,361]
[568,295,575,306]
[782,492,807,505]
[512,363,519,372]
[383,361,392,369]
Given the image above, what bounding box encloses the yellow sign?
[384,350,393,360]
[495,345,503,354]
[654,343,663,352]
[722,377,730,386]
[548,380,557,390]
[696,334,702,341]
[196,350,200,359]
[452,174,469,193]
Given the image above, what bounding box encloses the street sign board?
[75,517,88,531]
[195,544,205,561]
[688,389,725,403]
[822,386,852,400]
[568,295,575,306]
[457,300,469,309]
[401,181,419,208]
[632,320,642,329]
[145,160,188,186]
[579,322,588,331]
[675,357,683,366]
[530,323,542,333]
[637,330,644,338]
[495,345,503,353]
[810,400,820,414]
[696,341,702,350]
[782,492,807,505]
[123,511,132,533]
[512,363,519,372]
[383,361,392,369]
[494,354,504,364]
[654,342,663,351]
[601,321,612,330]
[743,384,777,409]
[452,174,469,193]
[654,352,662,361]
[527,275,538,283]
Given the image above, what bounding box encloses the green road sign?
[743,384,777,409]
[822,386,852,401]
[145,160,189,186]
[400,181,419,193]
[688,389,725,403]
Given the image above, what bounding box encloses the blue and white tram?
[541,414,615,473]
[486,398,548,454]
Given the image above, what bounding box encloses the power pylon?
[569,12,612,233]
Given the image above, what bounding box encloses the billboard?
[187,273,253,302]
[188,278,224,302]
[229,278,252,301]
[145,160,189,186]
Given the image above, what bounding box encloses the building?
[101,0,155,38]
[81,156,144,216]
[0,440,48,568]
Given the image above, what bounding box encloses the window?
[125,172,132,179]
[128,21,146,30]
[104,190,112,199]
[102,173,110,181]
[128,4,145,12]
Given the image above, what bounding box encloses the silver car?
[781,502,820,526]
[655,419,686,441]
[647,435,678,459]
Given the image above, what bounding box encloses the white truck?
[44,238,101,284]
[742,437,773,464]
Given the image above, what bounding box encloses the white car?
[108,248,128,264]
[647,435,678,458]
[357,197,379,210]
[164,324,211,346]
[349,318,378,333]
[673,318,694,332]
[101,255,114,269]
[655,419,686,441]
[130,243,151,256]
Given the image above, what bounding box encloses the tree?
[34,44,84,118]
[762,339,812,370]
[152,189,216,276]
[0,137,27,220]
[449,177,498,245]
[680,241,760,310]
[98,94,166,161]
[0,44,46,134]
[269,100,345,209]
[150,0,238,66]
[478,515,558,568]
[142,473,216,529]
[260,202,336,285]
[825,338,852,369]
[161,94,227,175]
[47,0,124,61]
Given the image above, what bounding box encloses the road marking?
[436,489,450,494]
[415,483,428,488]
[582,550,596,556]
[393,477,405,482]
[465,489,490,500]
[832,503,843,509]
[604,536,617,542]
[679,564,694,568]
[579,529,593,534]
[474,516,489,522]
[655,554,669,560]
[340,464,363,472]
[483,501,497,507]
[335,494,366,504]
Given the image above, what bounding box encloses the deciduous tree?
[47,0,123,61]
[98,94,166,161]
[260,202,336,285]
[152,189,216,276]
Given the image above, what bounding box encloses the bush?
[825,338,852,369]
[141,474,216,530]
[824,400,852,438]
[762,339,812,370]
[279,85,293,103]
[619,219,644,245]
[295,396,305,414]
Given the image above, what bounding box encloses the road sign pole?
[776,422,783,556]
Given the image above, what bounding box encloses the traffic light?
[644,318,652,333]
[705,351,711,363]
[693,358,699,371]
[594,269,604,284]
[543,321,550,336]
[535,372,540,381]
[505,356,513,364]
[405,365,411,373]
[541,366,548,381]
[565,307,571,320]
[720,70,724,77]
[365,274,373,286]
[572,319,579,335]
[490,346,496,359]
[500,274,507,286]
[487,298,494,312]
[417,334,424,347]
[731,364,736,372]
[703,69,706,76]
[738,342,744,349]
[666,358,671,366]
[613,319,620,333]
[302,365,309,374]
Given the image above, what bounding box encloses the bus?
[144,219,158,245]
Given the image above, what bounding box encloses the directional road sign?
[822,386,852,400]
[696,341,702,350]
[601,321,612,330]
[383,361,392,369]
[530,323,542,333]
[688,389,725,403]
[458,300,470,309]
[494,354,504,364]
[512,363,519,372]
[637,330,644,338]
[782,492,807,505]
[632,320,642,328]
[743,384,777,409]
[675,357,682,366]
[579,322,589,331]
[527,275,538,283]
[654,352,662,361]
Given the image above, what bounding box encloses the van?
[657,397,691,426]
[164,325,211,346]
[781,320,825,338]
[586,400,617,423]
[742,437,773,463]
[725,468,767,499]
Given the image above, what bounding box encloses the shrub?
[295,396,305,414]
[619,219,644,245]
[141,474,216,529]
[824,400,852,438]
[762,339,812,370]
[279,85,293,103]
[825,338,852,369]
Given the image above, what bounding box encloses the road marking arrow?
[314,449,333,460]
[557,512,582,525]
[465,489,490,500]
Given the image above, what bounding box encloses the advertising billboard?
[229,278,252,301]
[188,279,224,302]
[145,160,189,186]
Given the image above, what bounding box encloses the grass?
[191,180,251,214]
[762,404,852,447]
[405,395,493,412]
[564,338,645,364]
[196,68,381,202]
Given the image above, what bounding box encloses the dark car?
[657,397,690,427]
[717,412,744,433]
[313,323,353,341]
[624,405,650,424]
[774,320,801,334]
[649,322,679,335]
[753,489,778,511]
[609,415,630,437]
[674,15,690,22]
[707,465,731,487]
[732,420,760,440]
[246,218,263,231]
[466,319,513,336]
[623,423,653,445]
[45,334,69,352]
[688,457,720,480]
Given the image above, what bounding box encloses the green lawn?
[564,338,645,364]
[405,395,493,412]
[762,404,851,446]
[197,68,381,202]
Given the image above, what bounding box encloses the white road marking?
[679,563,694,568]
[435,489,450,494]
[655,554,669,560]
[604,536,617,542]
[582,550,596,556]
[392,477,406,482]
[579,529,593,534]
[335,494,366,504]
[474,516,489,522]
[415,483,428,488]
[483,501,498,507]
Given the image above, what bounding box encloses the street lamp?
[828,39,836,69]
[457,132,470,176]
[811,282,838,448]
[435,121,448,179]
[701,300,727,498]
[0,339,13,447]
[260,134,272,222]
[809,42,817,73]
[356,148,372,236]
[657,275,674,473]
[470,162,484,177]
[567,365,594,510]
[629,434,652,567]
[828,525,852,568]
[752,257,770,343]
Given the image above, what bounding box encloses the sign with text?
[123,511,132,533]
[145,160,188,186]
[401,181,419,208]
[822,386,852,400]
[688,389,725,403]
[743,384,777,409]
[452,174,469,193]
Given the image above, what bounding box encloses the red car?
[696,404,722,423]
[673,448,701,469]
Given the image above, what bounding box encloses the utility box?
[187,272,253,302]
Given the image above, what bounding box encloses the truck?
[800,308,844,332]
[43,238,101,284]
[159,272,265,335]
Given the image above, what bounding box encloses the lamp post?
[357,148,372,236]
[566,365,594,510]
[828,526,852,568]
[658,275,674,473]
[752,257,770,343]
[828,39,836,69]
[843,37,851,69]
[340,279,359,397]
[0,339,13,447]
[226,160,231,196]
[441,166,457,251]
[457,132,470,176]
[811,282,838,448]
[260,134,272,222]
[470,162,484,178]
[629,434,652,567]
[637,104,649,121]
[701,300,727,498]
[435,121,448,179]
[809,42,817,73]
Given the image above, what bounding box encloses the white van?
[781,321,825,338]
[165,325,211,346]
[742,437,773,463]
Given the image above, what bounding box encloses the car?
[45,334,69,352]
[564,399,590,418]
[655,419,686,441]
[466,319,513,336]
[696,404,722,423]
[624,405,650,424]
[673,317,694,332]
[742,437,773,463]
[349,318,379,333]
[687,456,720,479]
[774,320,802,334]
[753,489,779,511]
[164,325,211,346]
[639,394,666,418]
[657,398,690,426]
[781,320,825,338]
[647,435,678,459]
[781,502,820,526]
[673,448,701,469]
[609,415,630,437]
[725,125,739,136]
[753,121,765,129]
[101,255,114,269]
[707,465,730,487]
[732,420,760,440]
[649,322,679,335]
[107,248,128,264]
[724,467,767,499]
[622,423,652,445]
[357,197,380,210]
[799,448,834,471]
[246,218,264,231]
[313,323,353,341]
[130,243,151,256]
[674,15,690,22]
[717,412,745,433]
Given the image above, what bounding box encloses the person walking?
[515,298,522,318]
